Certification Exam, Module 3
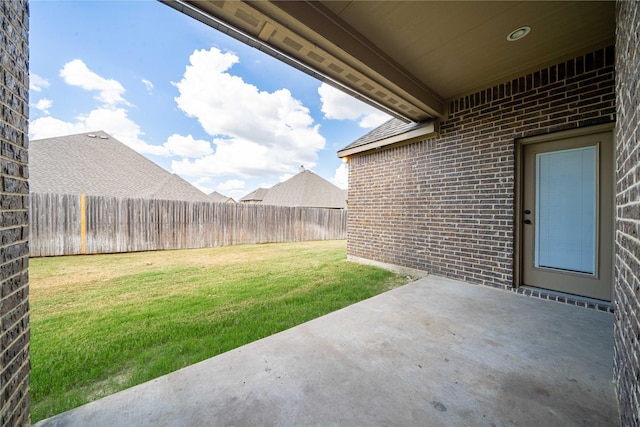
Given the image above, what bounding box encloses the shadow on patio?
[35,276,618,426]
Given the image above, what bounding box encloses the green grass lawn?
[30,240,409,422]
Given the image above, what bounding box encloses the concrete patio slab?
[35,276,618,426]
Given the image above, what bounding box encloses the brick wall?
[0,1,30,426]
[614,1,640,425]
[348,46,615,289]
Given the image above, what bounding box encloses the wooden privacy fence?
[29,193,347,257]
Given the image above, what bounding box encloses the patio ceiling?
[164,1,615,122]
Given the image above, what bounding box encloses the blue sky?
[28,1,390,200]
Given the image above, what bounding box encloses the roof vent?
[87,134,96,138]
[99,136,108,139]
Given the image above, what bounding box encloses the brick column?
[0,0,30,425]
[614,1,640,425]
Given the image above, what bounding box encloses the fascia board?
[338,120,439,158]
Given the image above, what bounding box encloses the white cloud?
[60,59,128,107]
[171,137,286,178]
[29,116,82,139]
[278,173,295,183]
[162,134,212,158]
[190,177,246,200]
[218,179,245,192]
[172,47,325,180]
[191,177,215,194]
[217,179,246,200]
[29,60,166,157]
[30,73,50,92]
[331,163,349,189]
[29,107,167,156]
[318,83,390,128]
[142,79,154,93]
[358,112,392,129]
[34,98,53,114]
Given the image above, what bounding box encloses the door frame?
[514,123,615,300]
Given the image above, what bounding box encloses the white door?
[521,130,613,301]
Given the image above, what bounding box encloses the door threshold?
[515,286,613,313]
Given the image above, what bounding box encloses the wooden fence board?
[29,193,347,257]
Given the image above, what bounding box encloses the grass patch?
[30,240,409,422]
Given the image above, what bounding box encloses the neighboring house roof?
[208,191,235,203]
[338,118,438,157]
[30,131,211,202]
[260,168,346,209]
[240,188,269,203]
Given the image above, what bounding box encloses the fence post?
[80,193,87,254]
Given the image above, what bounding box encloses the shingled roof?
[208,191,235,203]
[260,168,346,209]
[338,118,437,157]
[239,188,269,203]
[30,131,211,202]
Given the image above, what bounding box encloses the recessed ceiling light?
[507,26,531,42]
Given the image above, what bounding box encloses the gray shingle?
[339,118,429,151]
[208,191,234,203]
[29,131,211,202]
[240,188,269,203]
[260,168,346,208]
